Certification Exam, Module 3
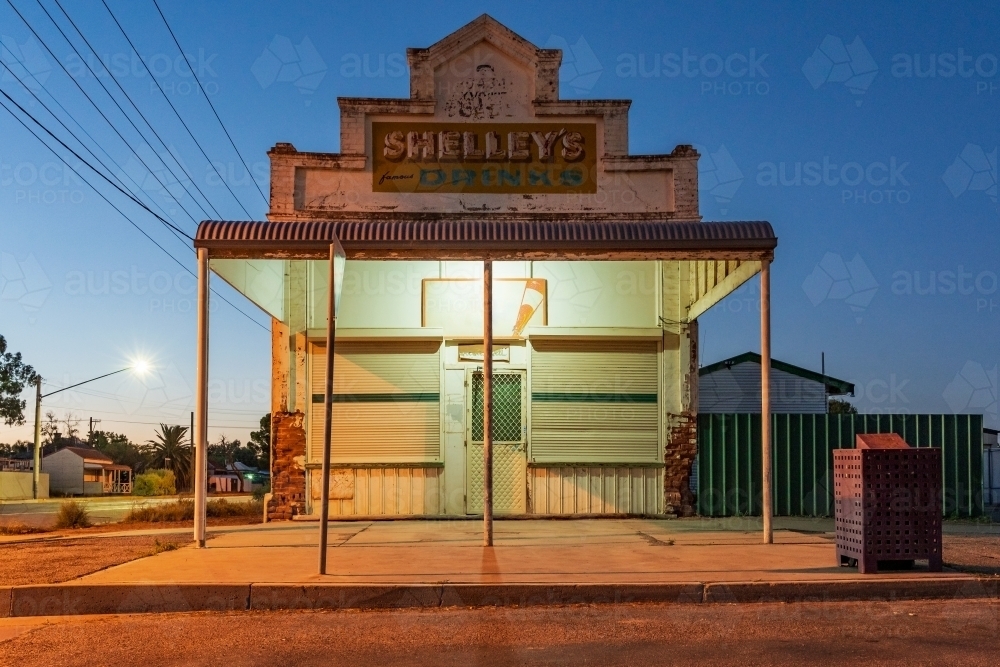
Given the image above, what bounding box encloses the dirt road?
[1,598,997,666]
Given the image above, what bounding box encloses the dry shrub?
[54,501,92,529]
[0,522,49,536]
[123,499,263,523]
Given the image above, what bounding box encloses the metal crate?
[834,434,942,574]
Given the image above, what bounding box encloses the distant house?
[209,462,268,494]
[42,446,132,496]
[699,352,855,414]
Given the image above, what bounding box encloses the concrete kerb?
[703,578,1000,604]
[6,584,251,617]
[1,579,997,617]
[248,583,706,611]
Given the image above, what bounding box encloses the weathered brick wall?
[664,414,698,517]
[669,145,701,221]
[267,411,307,521]
[664,317,698,517]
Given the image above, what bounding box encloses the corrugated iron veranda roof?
[195,219,776,261]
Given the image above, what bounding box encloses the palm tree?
[146,424,192,491]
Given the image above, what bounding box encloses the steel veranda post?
[483,259,494,547]
[761,258,773,544]
[194,247,209,547]
[319,243,337,574]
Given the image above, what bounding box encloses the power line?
[7,0,219,222]
[0,93,269,332]
[46,0,233,222]
[149,0,269,207]
[0,85,191,238]
[6,0,216,227]
[0,85,189,236]
[87,417,258,428]
[44,404,263,424]
[40,383,270,415]
[0,58,185,238]
[98,0,257,218]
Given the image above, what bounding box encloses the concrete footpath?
[2,518,997,617]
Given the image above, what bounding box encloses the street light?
[32,361,148,498]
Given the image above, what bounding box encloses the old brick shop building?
[192,16,777,532]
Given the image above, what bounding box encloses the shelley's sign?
[372,122,597,194]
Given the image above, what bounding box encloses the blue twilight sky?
[1,0,997,446]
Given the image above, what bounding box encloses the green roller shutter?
[529,339,660,464]
[309,341,441,463]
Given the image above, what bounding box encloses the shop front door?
[466,369,527,514]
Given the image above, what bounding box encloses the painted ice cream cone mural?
[422,277,547,337]
[513,278,546,337]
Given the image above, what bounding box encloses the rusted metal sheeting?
[195,220,776,260]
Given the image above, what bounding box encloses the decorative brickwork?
[665,414,698,517]
[267,411,307,521]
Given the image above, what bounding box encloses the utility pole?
[32,376,42,499]
[190,411,196,493]
[31,366,136,499]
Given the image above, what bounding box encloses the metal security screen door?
[466,369,527,514]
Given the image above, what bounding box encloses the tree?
[0,440,31,457]
[209,435,258,469]
[60,413,82,443]
[90,431,148,474]
[209,434,262,491]
[0,335,38,426]
[146,424,192,491]
[828,398,858,414]
[41,411,59,445]
[248,413,271,470]
[38,411,83,455]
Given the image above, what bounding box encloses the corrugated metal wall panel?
[309,341,441,463]
[528,466,663,515]
[699,362,827,414]
[697,413,984,518]
[309,467,443,516]
[530,340,660,464]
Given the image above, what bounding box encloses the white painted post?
[761,259,773,544]
[194,247,210,547]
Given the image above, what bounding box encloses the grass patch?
[151,538,180,555]
[207,498,264,518]
[54,501,92,529]
[124,499,263,523]
[0,522,49,536]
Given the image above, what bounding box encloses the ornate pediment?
[407,14,561,111]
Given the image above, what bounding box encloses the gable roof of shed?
[699,352,855,396]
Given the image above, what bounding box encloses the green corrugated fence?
[696,414,984,518]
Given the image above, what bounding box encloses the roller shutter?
[530,339,659,464]
[309,340,441,463]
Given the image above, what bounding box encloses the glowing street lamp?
[31,360,149,498]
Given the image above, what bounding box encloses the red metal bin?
[834,433,942,574]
